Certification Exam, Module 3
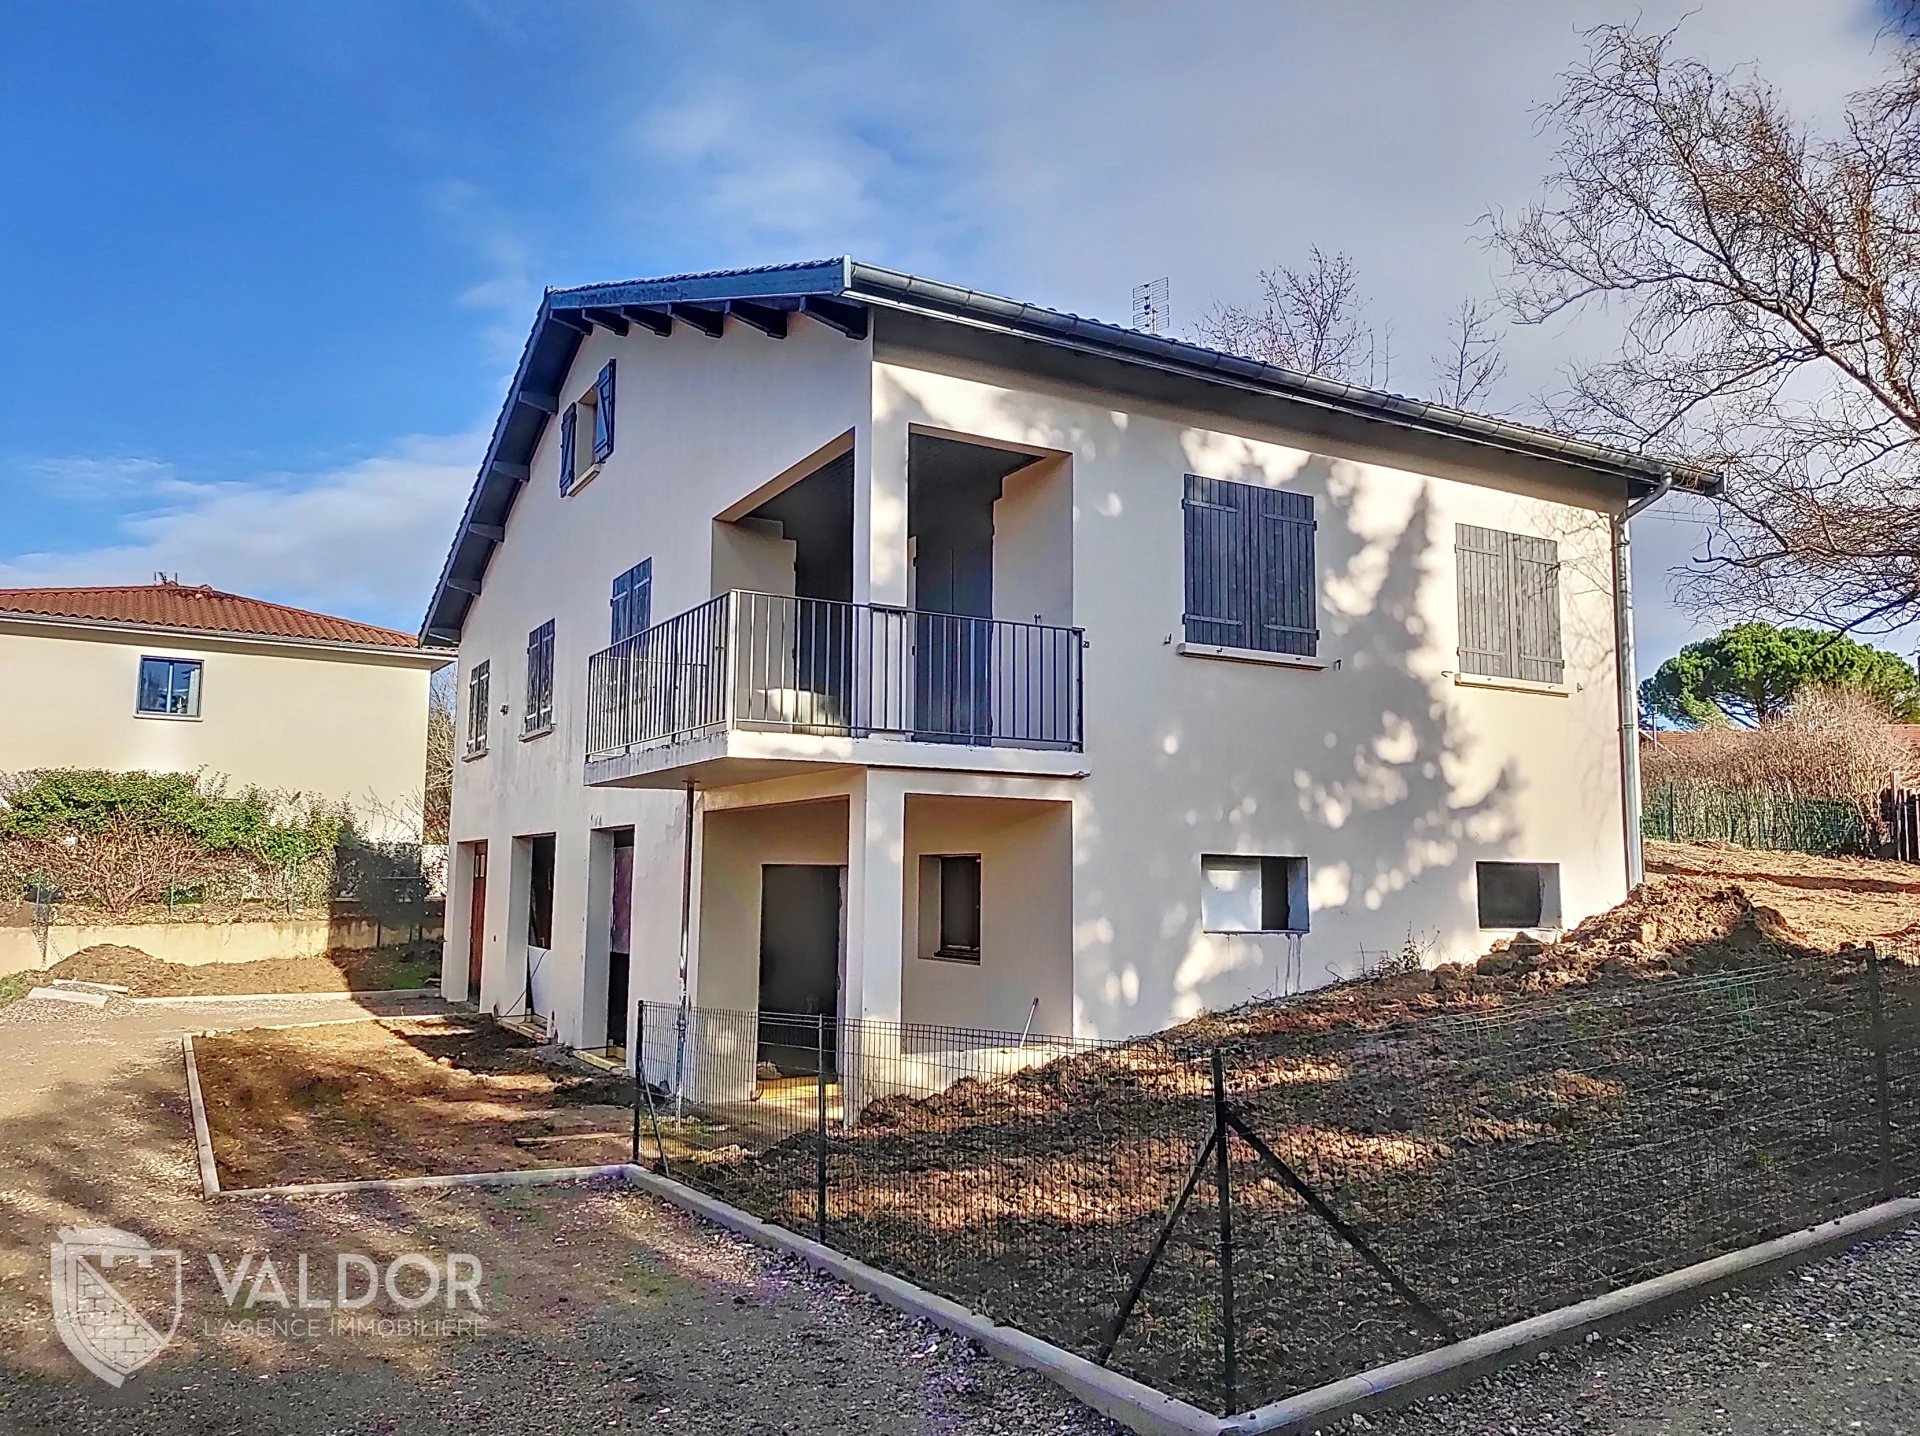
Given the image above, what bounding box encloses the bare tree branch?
[1430,298,1509,409]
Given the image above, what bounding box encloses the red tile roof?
[0,583,420,650]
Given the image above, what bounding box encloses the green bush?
[0,769,350,869]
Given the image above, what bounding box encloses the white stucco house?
[0,580,448,841]
[423,258,1713,1065]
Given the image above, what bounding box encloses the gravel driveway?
[0,994,1115,1435]
[1341,1224,1920,1436]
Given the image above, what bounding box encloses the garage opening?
[757,864,843,1076]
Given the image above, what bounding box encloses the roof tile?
[0,584,419,649]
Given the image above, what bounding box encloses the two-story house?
[0,580,448,841]
[422,259,1712,1067]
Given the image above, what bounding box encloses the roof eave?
[0,609,446,662]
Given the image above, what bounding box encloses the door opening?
[465,842,488,1005]
[756,864,844,1075]
[607,830,634,1052]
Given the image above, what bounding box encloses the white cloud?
[0,430,485,628]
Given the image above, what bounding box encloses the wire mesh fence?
[630,946,1920,1415]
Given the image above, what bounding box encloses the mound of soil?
[44,942,437,997]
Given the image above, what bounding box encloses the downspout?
[1614,472,1675,890]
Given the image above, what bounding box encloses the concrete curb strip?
[222,1164,635,1199]
[181,1036,220,1197]
[131,988,438,1007]
[26,986,109,1007]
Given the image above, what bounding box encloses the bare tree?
[424,664,456,844]
[1194,248,1391,386]
[1429,298,1509,409]
[1492,22,1920,633]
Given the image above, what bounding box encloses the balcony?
[584,591,1085,787]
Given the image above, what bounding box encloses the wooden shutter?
[1456,525,1563,682]
[593,361,616,462]
[1250,486,1318,656]
[558,403,577,494]
[1184,475,1318,656]
[525,621,555,732]
[1510,535,1564,683]
[1456,524,1513,678]
[1182,474,1249,647]
[610,560,652,644]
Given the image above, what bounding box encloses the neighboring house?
[0,580,449,841]
[422,258,1714,1060]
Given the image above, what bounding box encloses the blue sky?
[0,1,1903,662]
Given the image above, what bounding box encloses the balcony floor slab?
[585,727,1089,790]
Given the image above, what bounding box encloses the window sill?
[461,747,489,762]
[134,710,203,722]
[1177,642,1331,671]
[1450,672,1573,697]
[563,463,603,497]
[919,949,983,965]
[520,725,554,743]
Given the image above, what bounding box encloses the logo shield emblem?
[50,1226,181,1386]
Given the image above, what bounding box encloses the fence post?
[632,998,645,1166]
[1211,1046,1237,1412]
[816,1013,829,1244]
[1864,945,1897,1202]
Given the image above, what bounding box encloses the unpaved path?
[0,996,1113,1434]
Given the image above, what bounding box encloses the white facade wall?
[443,317,874,1045]
[443,315,1635,1050]
[0,621,439,840]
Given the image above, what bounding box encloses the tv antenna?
[1132,277,1170,335]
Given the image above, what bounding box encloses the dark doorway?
[606,830,634,1051]
[465,842,487,1004]
[757,864,843,1075]
[523,833,556,1019]
[908,434,1035,741]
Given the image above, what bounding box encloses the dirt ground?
[0,997,1109,1434]
[661,840,1920,1411]
[39,940,440,997]
[194,1019,635,1188]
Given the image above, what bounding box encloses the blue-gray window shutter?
[1182,474,1249,647]
[610,559,652,643]
[558,403,577,494]
[1456,525,1562,682]
[1250,486,1318,656]
[1184,474,1317,656]
[593,360,616,462]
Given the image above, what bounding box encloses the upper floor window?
[610,559,652,644]
[466,660,491,757]
[524,621,555,737]
[558,360,616,496]
[137,656,202,718]
[1455,525,1564,684]
[1182,474,1318,657]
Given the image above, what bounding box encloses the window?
[1476,861,1562,930]
[136,656,202,717]
[918,854,982,962]
[1201,855,1308,933]
[523,621,555,736]
[610,560,652,643]
[1456,526,1564,683]
[466,661,491,757]
[558,360,615,496]
[1183,474,1318,656]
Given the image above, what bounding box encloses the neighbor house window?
[466,661,491,757]
[917,854,982,962]
[558,360,616,496]
[1456,525,1564,683]
[523,620,555,736]
[1182,474,1318,656]
[610,559,652,643]
[1201,855,1309,933]
[136,656,202,718]
[1476,861,1562,929]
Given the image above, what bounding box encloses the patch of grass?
[0,971,38,1008]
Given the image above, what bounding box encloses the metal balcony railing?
[585,591,1083,762]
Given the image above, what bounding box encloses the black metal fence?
[1642,780,1876,856]
[585,590,1084,761]
[629,947,1920,1415]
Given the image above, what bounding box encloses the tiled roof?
[0,583,420,650]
